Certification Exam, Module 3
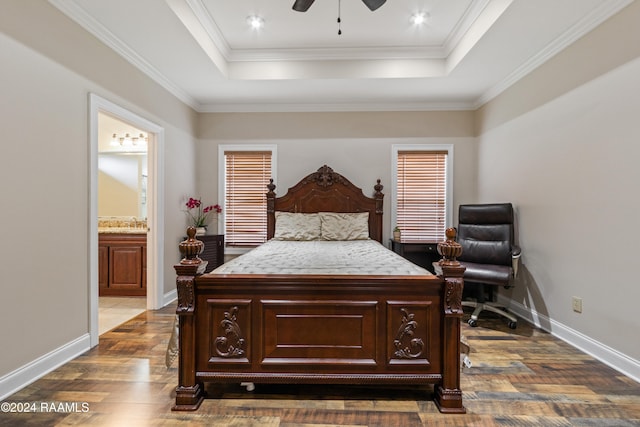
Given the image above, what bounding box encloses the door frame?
[88,93,165,347]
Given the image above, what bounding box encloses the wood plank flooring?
[2,303,639,426]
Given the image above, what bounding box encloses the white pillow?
[319,212,370,241]
[273,212,321,241]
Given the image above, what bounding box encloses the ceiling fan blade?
[362,0,386,11]
[292,0,315,12]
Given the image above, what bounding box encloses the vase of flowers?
[184,197,222,235]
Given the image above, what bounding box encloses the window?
[219,146,276,250]
[392,145,453,241]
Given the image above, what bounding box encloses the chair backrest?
[457,203,514,266]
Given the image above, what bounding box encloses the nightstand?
[389,239,440,273]
[184,234,225,273]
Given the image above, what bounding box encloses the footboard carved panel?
[213,306,246,358]
[201,299,252,366]
[394,308,425,359]
[387,301,438,368]
[261,300,378,367]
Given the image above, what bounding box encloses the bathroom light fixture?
[110,132,148,149]
[411,12,429,26]
[246,15,264,30]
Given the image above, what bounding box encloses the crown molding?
[441,0,492,57]
[48,0,202,111]
[227,46,447,62]
[474,0,633,108]
[198,100,475,113]
[183,0,231,59]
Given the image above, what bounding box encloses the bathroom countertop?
[98,227,147,234]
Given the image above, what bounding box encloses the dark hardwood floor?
[2,302,639,426]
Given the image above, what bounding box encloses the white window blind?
[396,150,447,241]
[224,151,272,247]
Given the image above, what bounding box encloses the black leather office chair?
[457,203,521,329]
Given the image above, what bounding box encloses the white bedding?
[209,239,432,276]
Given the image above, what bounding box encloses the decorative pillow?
[273,212,322,241]
[319,212,370,240]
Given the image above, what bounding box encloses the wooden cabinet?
[98,244,109,289]
[99,233,147,296]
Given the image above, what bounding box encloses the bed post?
[434,227,467,414]
[172,227,207,411]
[372,179,384,243]
[266,179,276,240]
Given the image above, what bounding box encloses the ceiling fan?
[292,0,387,12]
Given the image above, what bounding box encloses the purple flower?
[184,197,222,227]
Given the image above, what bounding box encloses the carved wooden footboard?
[172,166,466,414]
[173,229,465,413]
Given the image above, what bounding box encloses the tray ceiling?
[50,0,631,112]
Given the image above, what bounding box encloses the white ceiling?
[50,0,630,113]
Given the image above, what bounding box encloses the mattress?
[208,239,432,276]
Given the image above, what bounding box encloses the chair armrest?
[511,245,521,278]
[512,245,521,257]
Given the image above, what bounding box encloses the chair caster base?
[468,318,478,327]
[508,321,517,329]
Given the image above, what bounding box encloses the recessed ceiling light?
[246,15,264,30]
[411,12,429,26]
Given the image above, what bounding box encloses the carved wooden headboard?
[266,165,384,243]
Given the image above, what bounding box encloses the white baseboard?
[0,334,91,401]
[163,289,177,307]
[1,290,177,401]
[497,295,640,383]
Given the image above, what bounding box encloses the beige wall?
[476,2,640,363]
[0,0,197,383]
[476,1,640,134]
[200,111,476,140]
[196,111,478,237]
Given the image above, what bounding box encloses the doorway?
[89,94,165,347]
[97,113,148,333]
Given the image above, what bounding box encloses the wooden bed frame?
[173,165,466,413]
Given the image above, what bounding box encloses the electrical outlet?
[572,296,583,313]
